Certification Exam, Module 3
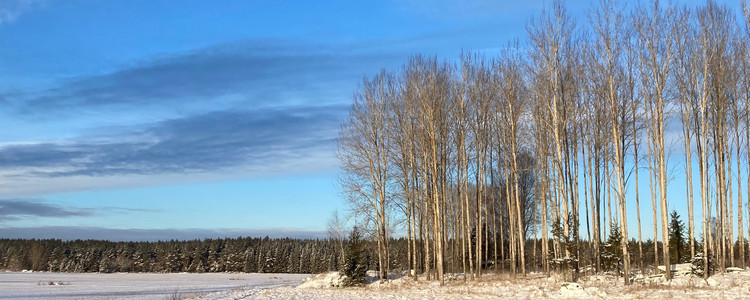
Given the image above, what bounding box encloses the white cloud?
[0,0,43,25]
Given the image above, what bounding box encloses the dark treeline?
[0,237,406,274]
[0,235,686,276]
[337,0,750,286]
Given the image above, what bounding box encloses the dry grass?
[164,291,208,300]
[625,280,701,292]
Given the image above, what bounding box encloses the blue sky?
[0,0,742,241]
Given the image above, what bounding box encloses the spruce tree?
[669,210,687,264]
[602,223,623,273]
[341,226,367,286]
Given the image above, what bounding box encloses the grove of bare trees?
[338,0,750,285]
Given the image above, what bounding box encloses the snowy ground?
[4,270,750,299]
[0,271,309,299]
[196,270,750,299]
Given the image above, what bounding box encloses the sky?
[0,0,743,242]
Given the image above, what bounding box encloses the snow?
[560,282,588,298]
[657,263,693,273]
[298,272,344,288]
[198,270,750,299]
[727,267,743,273]
[4,270,750,299]
[0,272,310,300]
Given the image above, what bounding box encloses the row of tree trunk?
[337,0,750,285]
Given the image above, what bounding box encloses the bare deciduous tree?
[336,0,750,284]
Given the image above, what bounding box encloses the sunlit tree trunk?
[634,1,675,279]
[589,0,631,283]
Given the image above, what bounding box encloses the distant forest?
[0,235,682,275]
[0,237,410,274]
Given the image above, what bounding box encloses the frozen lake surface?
[0,272,311,300]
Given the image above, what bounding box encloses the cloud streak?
[0,39,405,197]
[3,40,397,117]
[0,199,90,219]
[0,199,162,221]
[0,226,326,241]
[0,105,345,178]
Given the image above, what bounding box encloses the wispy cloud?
[0,199,163,221]
[0,38,417,197]
[0,199,90,219]
[0,0,43,25]
[0,104,345,197]
[2,40,398,117]
[0,105,344,177]
[0,226,326,241]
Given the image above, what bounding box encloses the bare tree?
[527,0,580,280]
[697,1,741,271]
[588,0,632,284]
[327,209,347,264]
[334,0,750,284]
[742,0,750,268]
[624,20,646,275]
[338,70,394,282]
[455,52,475,280]
[673,6,698,262]
[389,73,421,279]
[633,0,675,280]
[496,43,529,276]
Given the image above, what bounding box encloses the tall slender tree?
[633,0,675,280]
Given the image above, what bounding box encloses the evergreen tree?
[341,226,367,287]
[602,223,623,273]
[669,210,687,264]
[691,239,714,277]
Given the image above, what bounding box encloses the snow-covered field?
[4,270,750,299]
[197,270,750,299]
[0,271,309,299]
